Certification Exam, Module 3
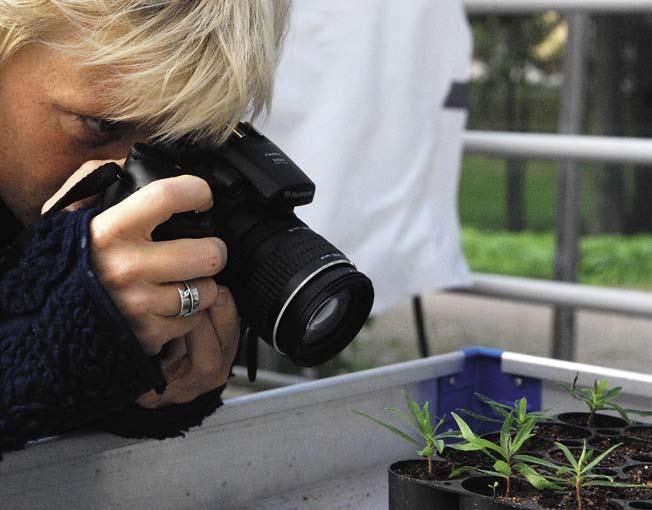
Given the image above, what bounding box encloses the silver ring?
[177,281,200,317]
[188,283,200,315]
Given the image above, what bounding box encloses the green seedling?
[458,394,549,430]
[449,412,552,497]
[488,480,499,498]
[565,373,652,426]
[522,440,649,510]
[353,390,458,475]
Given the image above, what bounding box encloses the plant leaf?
[624,408,652,417]
[583,443,621,474]
[585,481,647,488]
[448,442,483,451]
[475,393,511,417]
[554,442,580,471]
[386,408,424,437]
[500,412,512,452]
[494,460,512,476]
[451,412,477,443]
[418,445,433,458]
[468,436,506,456]
[607,403,631,424]
[476,469,507,478]
[514,454,562,470]
[455,408,503,425]
[604,386,623,400]
[511,419,535,453]
[514,464,559,490]
[450,466,475,478]
[596,379,609,395]
[352,411,420,447]
[405,395,425,426]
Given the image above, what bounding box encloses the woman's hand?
[43,160,240,408]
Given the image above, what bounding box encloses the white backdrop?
[261,0,472,313]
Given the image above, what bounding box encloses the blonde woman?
[0,1,289,453]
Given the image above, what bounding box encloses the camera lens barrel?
[224,212,374,366]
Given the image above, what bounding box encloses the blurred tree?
[625,16,652,233]
[587,15,625,234]
[470,14,564,231]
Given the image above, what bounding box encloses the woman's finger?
[208,286,240,366]
[94,174,213,241]
[129,312,205,355]
[141,237,227,283]
[159,336,188,381]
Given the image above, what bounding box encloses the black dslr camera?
[101,122,374,368]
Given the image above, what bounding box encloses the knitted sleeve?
[0,208,225,458]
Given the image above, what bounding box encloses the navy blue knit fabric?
[0,206,225,459]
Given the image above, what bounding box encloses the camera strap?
[45,162,122,215]
[243,326,259,382]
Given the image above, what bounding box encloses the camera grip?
[99,154,216,242]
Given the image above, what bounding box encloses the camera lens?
[304,290,350,344]
[275,263,373,365]
[223,212,374,367]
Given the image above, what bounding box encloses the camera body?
[102,123,374,367]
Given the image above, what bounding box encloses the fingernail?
[215,286,228,306]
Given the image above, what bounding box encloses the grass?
[460,156,652,289]
[463,228,652,289]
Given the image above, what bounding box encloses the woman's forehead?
[34,46,114,117]
[0,42,112,119]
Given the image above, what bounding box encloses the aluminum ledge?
[0,353,465,510]
[456,273,652,319]
[463,131,652,165]
[501,351,652,399]
[464,0,652,13]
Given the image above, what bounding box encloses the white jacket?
[261,0,472,313]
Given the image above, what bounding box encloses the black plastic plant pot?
[627,425,652,443]
[388,460,459,510]
[628,503,652,509]
[459,477,534,510]
[558,412,629,429]
[387,419,652,510]
[535,420,592,444]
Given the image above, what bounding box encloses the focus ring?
[240,226,345,339]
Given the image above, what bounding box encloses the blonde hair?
[0,1,290,143]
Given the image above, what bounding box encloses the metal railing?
[455,0,652,354]
[465,0,652,13]
[463,131,652,165]
[457,273,652,318]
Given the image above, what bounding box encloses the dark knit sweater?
[0,203,226,459]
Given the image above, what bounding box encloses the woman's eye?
[80,115,121,139]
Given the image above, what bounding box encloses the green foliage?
[457,394,549,430]
[468,14,564,133]
[462,226,652,289]
[488,394,546,428]
[523,441,648,510]
[449,412,552,497]
[564,374,652,425]
[353,390,458,475]
[580,236,652,287]
[462,227,554,279]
